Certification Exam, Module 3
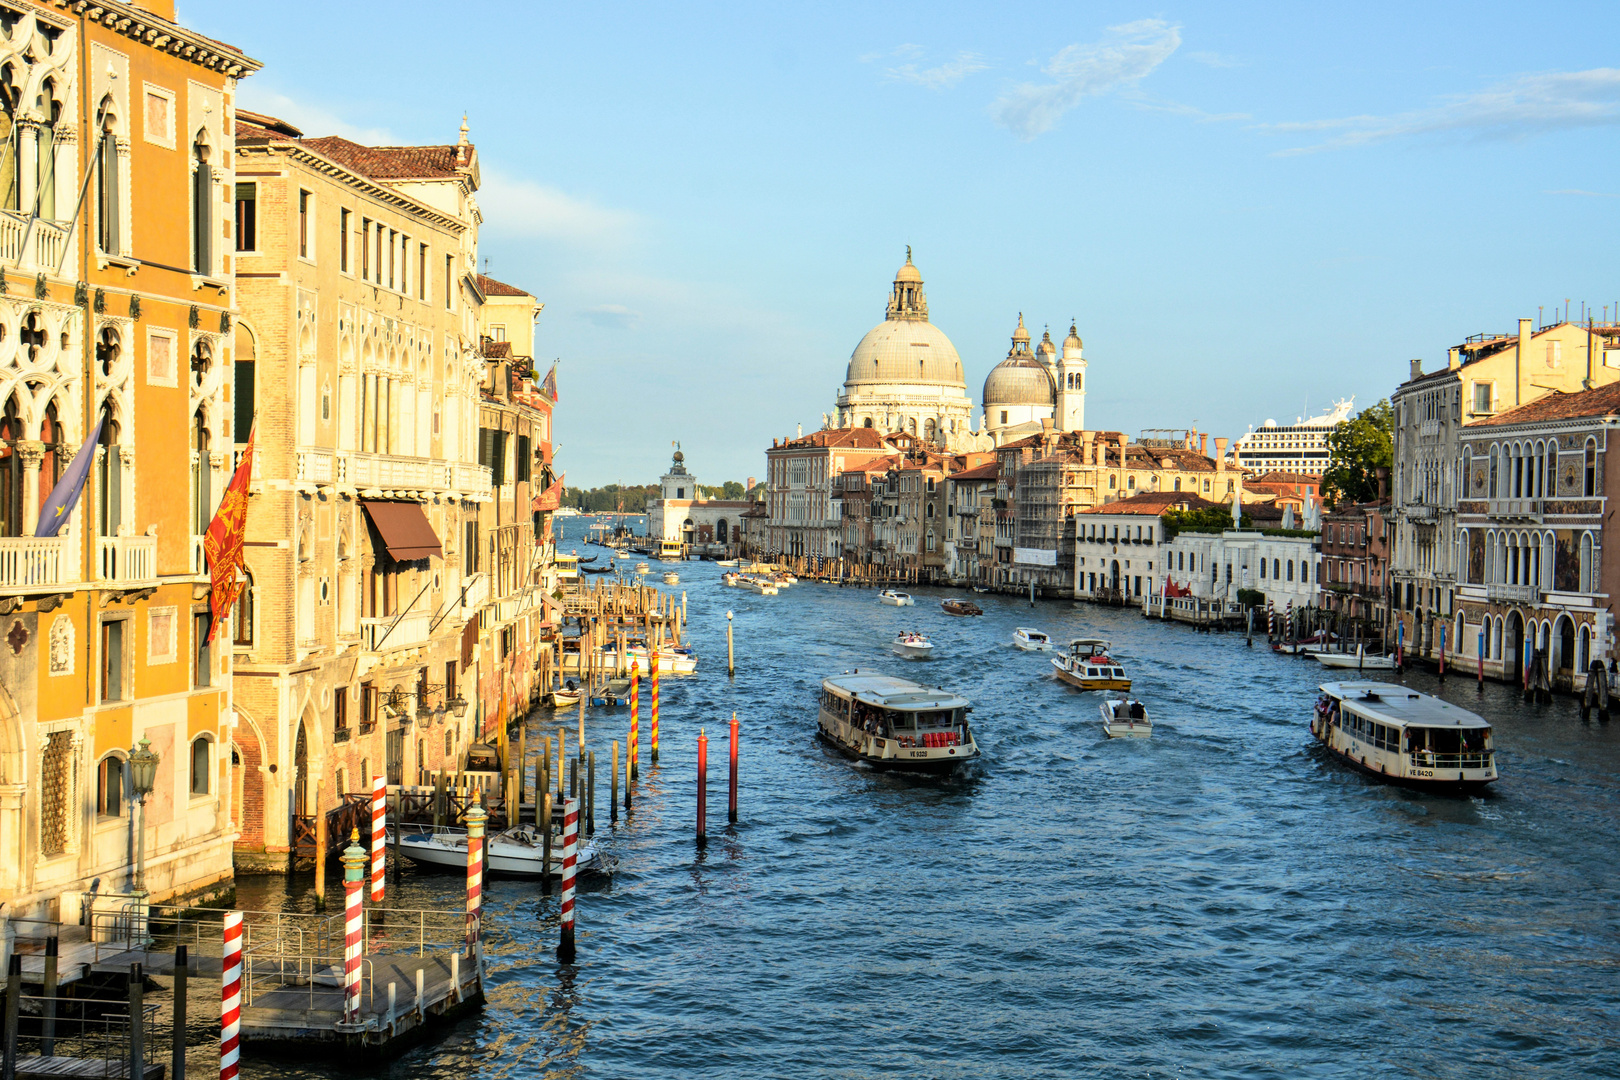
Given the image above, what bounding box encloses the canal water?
[237,522,1620,1079]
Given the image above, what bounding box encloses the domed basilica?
[829,251,1088,450]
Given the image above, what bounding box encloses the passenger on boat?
[1130,702,1145,719]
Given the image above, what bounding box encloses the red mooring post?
[728,711,738,825]
[696,729,708,844]
[370,774,386,903]
[339,830,366,1026]
[220,912,242,1080]
[558,796,578,963]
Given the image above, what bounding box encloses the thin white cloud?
[1264,68,1620,154]
[235,87,396,144]
[1187,50,1241,69]
[1125,92,1250,123]
[478,169,636,248]
[887,52,989,91]
[994,19,1182,139]
[579,304,639,330]
[1546,188,1620,198]
[859,43,923,64]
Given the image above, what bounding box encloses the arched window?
[37,79,59,219]
[1585,438,1597,496]
[192,409,211,535]
[715,520,728,544]
[1547,442,1559,496]
[1108,476,1116,490]
[0,394,19,536]
[1461,446,1472,494]
[1580,532,1594,593]
[1173,477,1180,491]
[38,399,60,511]
[862,417,873,429]
[97,414,122,537]
[190,736,212,795]
[1578,624,1591,672]
[924,417,937,444]
[233,571,255,646]
[1489,444,1499,497]
[96,752,125,817]
[1127,475,1136,490]
[1286,560,1294,582]
[95,96,120,253]
[192,130,213,273]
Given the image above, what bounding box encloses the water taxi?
[657,539,684,561]
[1314,646,1397,671]
[878,590,914,606]
[1312,681,1498,791]
[1012,628,1052,651]
[817,673,978,772]
[941,598,983,616]
[1052,639,1131,691]
[892,632,934,659]
[742,576,779,595]
[555,551,580,584]
[1100,698,1152,738]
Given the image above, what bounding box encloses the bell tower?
[1057,322,1086,432]
[662,445,695,501]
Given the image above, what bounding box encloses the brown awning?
[360,499,443,562]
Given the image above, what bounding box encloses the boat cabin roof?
[823,673,970,711]
[1320,681,1489,729]
[1067,638,1112,652]
[1016,628,1047,637]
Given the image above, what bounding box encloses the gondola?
[581,563,616,575]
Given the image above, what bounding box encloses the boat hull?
[1012,634,1052,651]
[1100,702,1151,738]
[892,643,933,659]
[1053,663,1131,692]
[397,831,603,878]
[816,708,976,773]
[878,595,913,606]
[1314,653,1397,670]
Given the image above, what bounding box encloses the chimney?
[1518,318,1533,409]
[1215,437,1228,470]
[1199,433,1208,456]
[1375,466,1388,501]
[1447,347,1460,371]
[1409,358,1423,381]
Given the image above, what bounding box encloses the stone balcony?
[0,212,69,276]
[360,610,432,652]
[0,536,74,595]
[1486,582,1541,605]
[294,448,493,500]
[97,536,156,586]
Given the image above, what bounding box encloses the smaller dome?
[984,354,1056,408]
[1064,322,1083,352]
[673,448,685,462]
[895,247,922,284]
[1038,328,1055,357]
[1262,419,1277,428]
[1011,312,1030,344]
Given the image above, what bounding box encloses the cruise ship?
[1233,398,1355,476]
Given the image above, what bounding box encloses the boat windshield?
[1406,725,1492,758]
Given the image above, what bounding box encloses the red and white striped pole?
[465,796,486,957]
[557,795,578,963]
[339,830,367,1026]
[370,774,386,904]
[220,911,242,1080]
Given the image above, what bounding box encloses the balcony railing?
[458,572,489,617]
[293,447,494,499]
[97,535,156,585]
[1486,582,1541,605]
[361,610,432,651]
[0,212,69,273]
[0,536,70,593]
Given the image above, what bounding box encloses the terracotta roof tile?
[1078,492,1221,515]
[947,462,1001,482]
[476,274,531,298]
[1468,382,1620,427]
[300,136,471,180]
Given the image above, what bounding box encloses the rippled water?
[238,527,1620,1079]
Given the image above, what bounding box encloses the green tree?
[700,481,746,500]
[1160,505,1249,541]
[1321,399,1394,507]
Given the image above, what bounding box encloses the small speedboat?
[743,577,779,595]
[1012,628,1052,651]
[722,572,742,587]
[1315,646,1397,670]
[1100,698,1152,738]
[662,571,680,585]
[941,598,983,617]
[878,590,914,606]
[591,678,634,706]
[394,823,610,879]
[892,632,934,659]
[717,559,740,567]
[617,644,698,675]
[548,682,583,707]
[634,562,650,574]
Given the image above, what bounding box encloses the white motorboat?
[622,644,698,675]
[393,823,609,879]
[1012,627,1052,651]
[892,632,934,659]
[634,561,651,574]
[878,590,914,606]
[818,672,978,772]
[1052,638,1131,691]
[1312,681,1497,791]
[743,576,779,595]
[662,571,680,585]
[1314,646,1397,671]
[716,559,740,567]
[1100,698,1152,738]
[548,682,583,707]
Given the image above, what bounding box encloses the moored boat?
[1314,646,1397,670]
[1274,632,1337,656]
[892,632,934,659]
[817,672,978,772]
[717,559,740,567]
[1012,627,1052,651]
[878,590,914,606]
[1100,697,1152,738]
[1052,638,1131,691]
[548,681,583,708]
[662,571,680,585]
[941,598,983,616]
[1312,681,1497,791]
[393,823,610,879]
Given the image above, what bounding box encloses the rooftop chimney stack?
[1448,347,1460,371]
[1410,358,1423,381]
[1199,433,1208,457]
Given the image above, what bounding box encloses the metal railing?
[361,611,431,651]
[1410,751,1492,771]
[4,993,164,1078]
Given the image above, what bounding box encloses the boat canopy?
[1066,638,1112,653]
[823,673,970,712]
[1319,681,1489,730]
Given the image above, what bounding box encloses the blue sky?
[185,1,1620,488]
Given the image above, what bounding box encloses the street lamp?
[128,736,159,895]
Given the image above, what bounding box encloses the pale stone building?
[646,447,752,552]
[983,318,1086,446]
[230,113,488,868]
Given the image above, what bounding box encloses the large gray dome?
[983,355,1055,407]
[843,255,966,389]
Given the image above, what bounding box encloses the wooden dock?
[14,1057,163,1080]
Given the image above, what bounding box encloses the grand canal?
[237,524,1620,1079]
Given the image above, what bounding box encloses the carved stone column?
[17,441,44,534]
[17,121,39,217]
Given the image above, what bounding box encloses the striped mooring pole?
[370,775,386,903]
[465,796,486,956]
[339,830,367,1025]
[558,796,578,963]
[220,911,242,1080]
[629,659,640,782]
[651,652,660,765]
[696,728,708,844]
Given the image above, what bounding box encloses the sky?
[183,1,1620,489]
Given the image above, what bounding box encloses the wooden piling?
[587,751,596,838]
[40,936,56,1057]
[127,963,144,1080]
[610,740,619,823]
[172,946,187,1080]
[4,954,20,1080]
[541,792,553,895]
[314,779,327,910]
[727,610,734,677]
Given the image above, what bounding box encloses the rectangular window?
[465,521,478,574]
[399,235,410,295]
[298,190,311,259]
[387,229,396,289]
[101,619,125,702]
[445,661,457,707]
[376,227,384,284]
[361,218,371,278]
[445,254,454,310]
[418,244,428,300]
[339,208,351,272]
[194,611,212,688]
[1472,382,1493,414]
[96,756,123,817]
[361,683,377,733]
[234,183,257,252]
[516,435,531,483]
[334,687,348,738]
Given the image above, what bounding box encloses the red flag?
[532,472,565,512]
[202,430,255,642]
